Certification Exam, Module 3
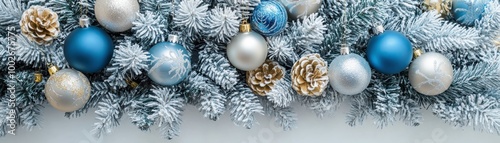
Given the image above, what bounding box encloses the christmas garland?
[1,0,500,140]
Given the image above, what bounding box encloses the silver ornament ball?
[95,0,139,32]
[280,0,322,20]
[227,31,268,71]
[44,69,91,112]
[409,52,453,96]
[328,54,372,95]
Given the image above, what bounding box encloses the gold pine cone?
[246,60,285,96]
[291,53,328,96]
[422,0,452,17]
[19,6,60,45]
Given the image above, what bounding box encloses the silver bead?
[44,69,91,112]
[279,0,322,20]
[328,54,372,95]
[227,31,268,71]
[409,52,453,96]
[95,0,139,32]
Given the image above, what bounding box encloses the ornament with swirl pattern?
[409,51,453,96]
[148,35,191,86]
[250,0,288,36]
[279,0,321,20]
[44,64,91,112]
[451,0,489,26]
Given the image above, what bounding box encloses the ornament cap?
[34,72,43,83]
[168,34,180,44]
[126,79,139,88]
[47,64,59,76]
[413,48,423,59]
[372,25,385,35]
[240,20,251,33]
[340,44,350,55]
[79,15,91,28]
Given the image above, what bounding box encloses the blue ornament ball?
[367,30,413,75]
[452,0,489,26]
[64,26,114,73]
[250,0,287,36]
[148,38,191,86]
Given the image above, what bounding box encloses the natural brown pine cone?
[246,60,285,96]
[422,0,452,17]
[19,6,60,45]
[291,53,328,96]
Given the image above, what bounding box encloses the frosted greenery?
[1,0,500,140]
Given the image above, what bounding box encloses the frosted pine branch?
[91,94,122,139]
[186,72,226,121]
[133,11,168,46]
[267,35,298,68]
[204,6,240,43]
[289,13,327,54]
[228,84,264,129]
[148,87,185,139]
[433,92,500,134]
[300,86,342,118]
[173,0,209,35]
[197,49,239,90]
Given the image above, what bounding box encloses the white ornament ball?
[95,0,139,32]
[227,31,268,71]
[409,52,453,96]
[280,0,322,20]
[44,69,91,112]
[328,54,371,95]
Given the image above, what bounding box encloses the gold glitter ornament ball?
[44,69,91,112]
[94,0,139,32]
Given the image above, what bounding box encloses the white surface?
[1,103,500,143]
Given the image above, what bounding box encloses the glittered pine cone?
[19,6,60,45]
[422,0,452,17]
[291,53,328,96]
[246,60,285,96]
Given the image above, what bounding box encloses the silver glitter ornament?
[279,0,322,20]
[44,67,91,112]
[409,52,453,96]
[227,21,268,71]
[328,54,371,95]
[95,0,139,32]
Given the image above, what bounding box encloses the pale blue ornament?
[250,0,287,36]
[452,0,489,26]
[148,35,191,86]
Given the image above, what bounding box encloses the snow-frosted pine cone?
[291,53,328,96]
[19,6,60,45]
[246,60,285,96]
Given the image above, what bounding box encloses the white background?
[1,103,500,143]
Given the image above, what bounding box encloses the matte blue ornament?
[452,0,489,26]
[250,0,287,36]
[64,16,114,73]
[147,35,191,86]
[367,29,413,75]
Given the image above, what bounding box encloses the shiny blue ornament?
[64,26,114,73]
[367,30,413,75]
[250,0,287,36]
[452,0,489,26]
[147,35,191,86]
